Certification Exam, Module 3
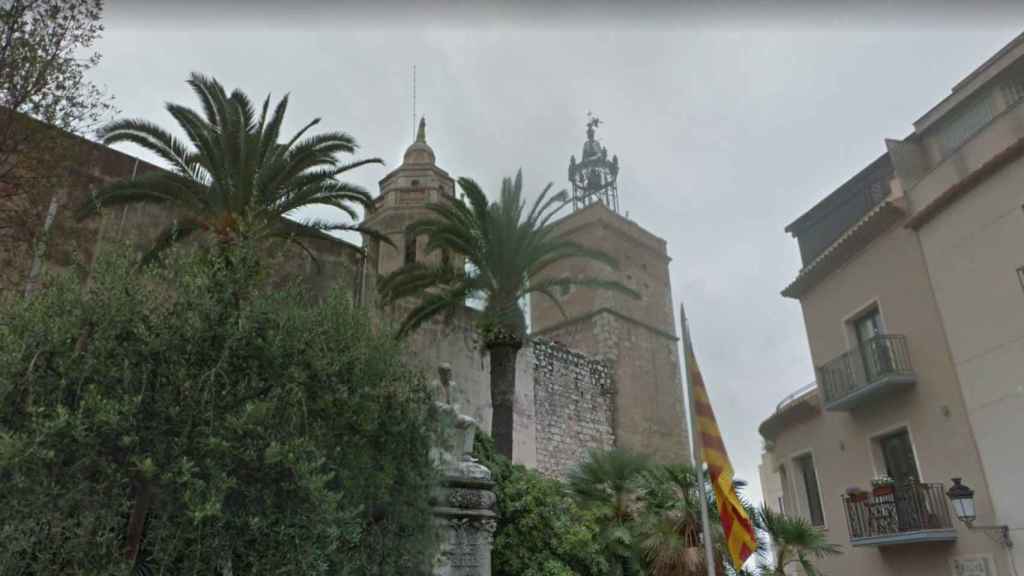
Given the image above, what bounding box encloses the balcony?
[817,335,916,411]
[842,482,957,547]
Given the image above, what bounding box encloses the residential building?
[762,31,1024,576]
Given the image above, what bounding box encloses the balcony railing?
[817,334,915,411]
[842,482,956,546]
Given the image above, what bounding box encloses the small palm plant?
[77,73,383,267]
[378,171,636,458]
[637,465,768,576]
[569,448,652,576]
[634,464,707,576]
[756,504,840,576]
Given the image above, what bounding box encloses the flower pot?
[872,485,894,497]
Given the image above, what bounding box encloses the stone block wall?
[529,337,615,479]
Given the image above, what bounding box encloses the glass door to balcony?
[880,430,926,532]
[880,430,919,485]
[855,309,892,382]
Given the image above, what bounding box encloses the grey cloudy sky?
[93,1,1024,503]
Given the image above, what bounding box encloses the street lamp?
[947,478,976,524]
[946,478,1013,549]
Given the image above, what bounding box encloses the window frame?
[866,422,924,485]
[790,449,827,529]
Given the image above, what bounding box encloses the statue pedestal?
[432,459,497,576]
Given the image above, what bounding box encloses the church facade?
[5,114,690,477]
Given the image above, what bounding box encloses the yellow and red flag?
[685,335,757,571]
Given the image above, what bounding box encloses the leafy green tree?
[473,434,609,576]
[379,171,635,458]
[755,505,840,576]
[569,448,653,576]
[0,244,438,575]
[77,73,383,267]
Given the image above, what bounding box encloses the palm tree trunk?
[125,478,154,563]
[487,342,521,459]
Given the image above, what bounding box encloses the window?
[936,94,996,159]
[851,307,894,380]
[1003,79,1024,109]
[794,453,825,526]
[778,464,791,516]
[877,429,919,486]
[404,230,416,265]
[854,307,883,346]
[441,249,451,271]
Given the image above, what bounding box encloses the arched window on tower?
[404,229,417,265]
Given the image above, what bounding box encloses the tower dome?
[403,117,436,165]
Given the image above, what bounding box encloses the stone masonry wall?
[529,337,615,479]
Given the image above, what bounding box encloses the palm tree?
[77,73,383,267]
[636,464,768,576]
[378,171,636,458]
[756,505,840,576]
[569,448,652,576]
[634,463,707,576]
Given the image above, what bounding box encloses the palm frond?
[83,73,381,268]
[379,171,638,342]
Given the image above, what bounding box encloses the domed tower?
[361,117,462,296]
[529,116,689,464]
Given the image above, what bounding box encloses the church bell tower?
[530,117,690,464]
[361,117,462,300]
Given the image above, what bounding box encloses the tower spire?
[417,116,426,143]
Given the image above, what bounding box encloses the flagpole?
[680,302,717,576]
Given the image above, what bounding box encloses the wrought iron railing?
[842,482,954,542]
[818,334,913,406]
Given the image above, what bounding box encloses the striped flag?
[684,334,757,572]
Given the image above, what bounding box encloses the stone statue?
[431,363,497,576]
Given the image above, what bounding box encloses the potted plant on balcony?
[871,475,895,497]
[846,486,869,503]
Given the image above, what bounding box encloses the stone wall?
[529,337,615,479]
[528,202,691,466]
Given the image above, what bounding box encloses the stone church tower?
[361,118,464,298]
[529,118,690,464]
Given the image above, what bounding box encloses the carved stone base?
[431,466,497,576]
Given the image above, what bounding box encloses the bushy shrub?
[474,434,609,576]
[0,246,438,575]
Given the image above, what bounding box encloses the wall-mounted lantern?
[946,478,1013,549]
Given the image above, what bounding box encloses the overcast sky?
[93,1,1024,504]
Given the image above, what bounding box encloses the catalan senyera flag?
[685,336,757,572]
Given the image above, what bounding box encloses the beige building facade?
[762,32,1024,576]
